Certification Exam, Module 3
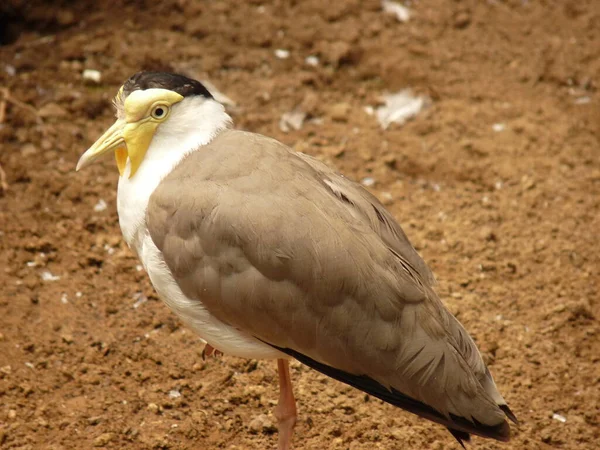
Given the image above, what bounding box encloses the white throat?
[117,97,231,252]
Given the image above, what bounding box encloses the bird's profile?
[77,71,517,449]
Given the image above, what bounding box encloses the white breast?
[117,97,231,250]
[116,97,283,359]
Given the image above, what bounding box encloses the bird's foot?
[202,343,223,360]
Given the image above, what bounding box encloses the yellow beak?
[76,118,160,178]
[76,119,126,173]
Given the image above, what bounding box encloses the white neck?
[117,97,231,251]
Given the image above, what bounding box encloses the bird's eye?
[152,105,168,119]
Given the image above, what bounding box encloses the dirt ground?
[1,0,599,449]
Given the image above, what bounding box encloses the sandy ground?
[1,1,599,449]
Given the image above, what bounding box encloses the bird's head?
[77,71,226,178]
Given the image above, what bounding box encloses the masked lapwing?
[76,71,517,449]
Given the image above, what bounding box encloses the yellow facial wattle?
[76,88,183,178]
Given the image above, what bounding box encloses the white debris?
[136,265,143,272]
[200,79,237,107]
[133,292,148,309]
[305,55,319,67]
[382,0,411,23]
[380,191,393,203]
[279,110,306,132]
[26,261,36,267]
[574,96,591,105]
[41,271,60,282]
[375,90,428,129]
[552,413,567,423]
[60,293,69,304]
[274,49,290,59]
[75,291,82,298]
[168,389,181,399]
[82,69,102,84]
[364,105,375,116]
[361,177,376,187]
[5,65,16,76]
[494,180,503,190]
[492,123,506,132]
[25,362,35,369]
[94,199,107,212]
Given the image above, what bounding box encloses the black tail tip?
[500,404,519,425]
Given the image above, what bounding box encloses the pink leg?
[201,343,223,360]
[274,359,297,450]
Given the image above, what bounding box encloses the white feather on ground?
[375,89,428,129]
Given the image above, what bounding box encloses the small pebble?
[552,413,567,423]
[274,49,290,59]
[382,0,410,23]
[454,11,471,29]
[41,271,60,282]
[328,102,351,122]
[88,416,102,425]
[305,56,319,66]
[21,144,37,156]
[94,199,107,212]
[248,414,276,434]
[83,69,102,84]
[38,103,68,119]
[361,177,375,187]
[93,433,114,447]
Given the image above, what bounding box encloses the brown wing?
[147,129,514,440]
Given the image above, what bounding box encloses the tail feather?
[447,428,469,448]
[274,345,513,443]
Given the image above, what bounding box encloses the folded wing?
[147,129,516,442]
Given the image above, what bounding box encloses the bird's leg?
[201,343,223,360]
[274,359,297,450]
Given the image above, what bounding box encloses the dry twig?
[0,163,8,193]
[0,87,43,124]
[0,87,44,193]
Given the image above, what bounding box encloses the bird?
[76,71,517,449]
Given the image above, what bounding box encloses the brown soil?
[1,1,599,449]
